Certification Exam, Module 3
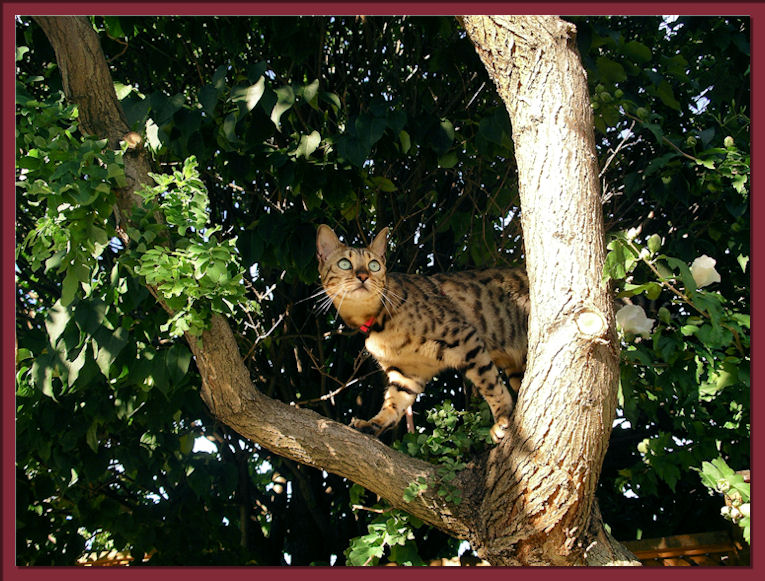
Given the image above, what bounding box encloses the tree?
[15,14,749,566]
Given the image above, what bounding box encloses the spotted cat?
[316,224,530,442]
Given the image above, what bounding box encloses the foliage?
[397,400,492,505]
[15,57,262,566]
[604,228,749,508]
[571,15,750,542]
[16,66,124,310]
[15,14,749,565]
[131,156,258,338]
[697,457,750,543]
[344,508,426,566]
[345,401,488,565]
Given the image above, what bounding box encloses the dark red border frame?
[2,2,761,578]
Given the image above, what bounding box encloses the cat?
[315,224,530,443]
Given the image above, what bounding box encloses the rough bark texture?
[36,15,638,566]
[34,17,152,226]
[462,16,632,565]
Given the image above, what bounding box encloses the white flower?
[626,226,642,240]
[716,478,731,493]
[690,255,721,288]
[740,503,750,518]
[616,305,655,338]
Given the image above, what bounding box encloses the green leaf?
[293,130,321,159]
[665,257,697,292]
[345,534,384,566]
[86,421,100,453]
[398,130,411,154]
[16,45,29,62]
[647,233,662,254]
[45,300,71,347]
[369,176,397,192]
[198,84,219,117]
[103,16,126,38]
[270,85,295,131]
[151,91,185,125]
[644,282,662,301]
[31,353,55,399]
[336,135,367,167]
[438,151,459,169]
[655,80,681,111]
[165,343,192,384]
[624,40,652,63]
[44,250,66,274]
[431,118,455,155]
[113,82,133,100]
[61,267,82,306]
[355,114,387,150]
[388,540,425,566]
[596,56,627,82]
[232,77,265,112]
[301,78,320,105]
[179,433,195,455]
[64,344,89,388]
[603,238,638,282]
[93,327,129,379]
[222,113,238,143]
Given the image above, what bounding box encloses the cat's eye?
[337,258,353,270]
[368,260,381,272]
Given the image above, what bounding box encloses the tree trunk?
[461,15,634,565]
[35,15,639,566]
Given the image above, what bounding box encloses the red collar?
[359,316,376,334]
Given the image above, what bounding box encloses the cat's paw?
[350,417,383,437]
[489,416,511,443]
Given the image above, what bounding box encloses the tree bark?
[35,15,638,566]
[461,15,634,565]
[34,17,150,225]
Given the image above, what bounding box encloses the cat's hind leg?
[461,349,515,443]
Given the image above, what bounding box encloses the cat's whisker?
[333,288,350,315]
[299,286,330,304]
[380,286,405,304]
[379,293,395,318]
[312,285,349,315]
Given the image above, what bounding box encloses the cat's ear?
[368,227,389,259]
[316,224,343,264]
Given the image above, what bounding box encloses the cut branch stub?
[574,306,609,339]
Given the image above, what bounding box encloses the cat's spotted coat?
[316,225,530,442]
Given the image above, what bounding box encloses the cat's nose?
[356,271,369,282]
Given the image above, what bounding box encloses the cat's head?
[316,225,389,323]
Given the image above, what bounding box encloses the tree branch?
[185,314,475,537]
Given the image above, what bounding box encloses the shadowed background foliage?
[15,15,749,564]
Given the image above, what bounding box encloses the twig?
[599,120,636,178]
[351,504,393,514]
[294,347,373,406]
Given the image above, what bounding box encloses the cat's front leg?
[350,369,424,437]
